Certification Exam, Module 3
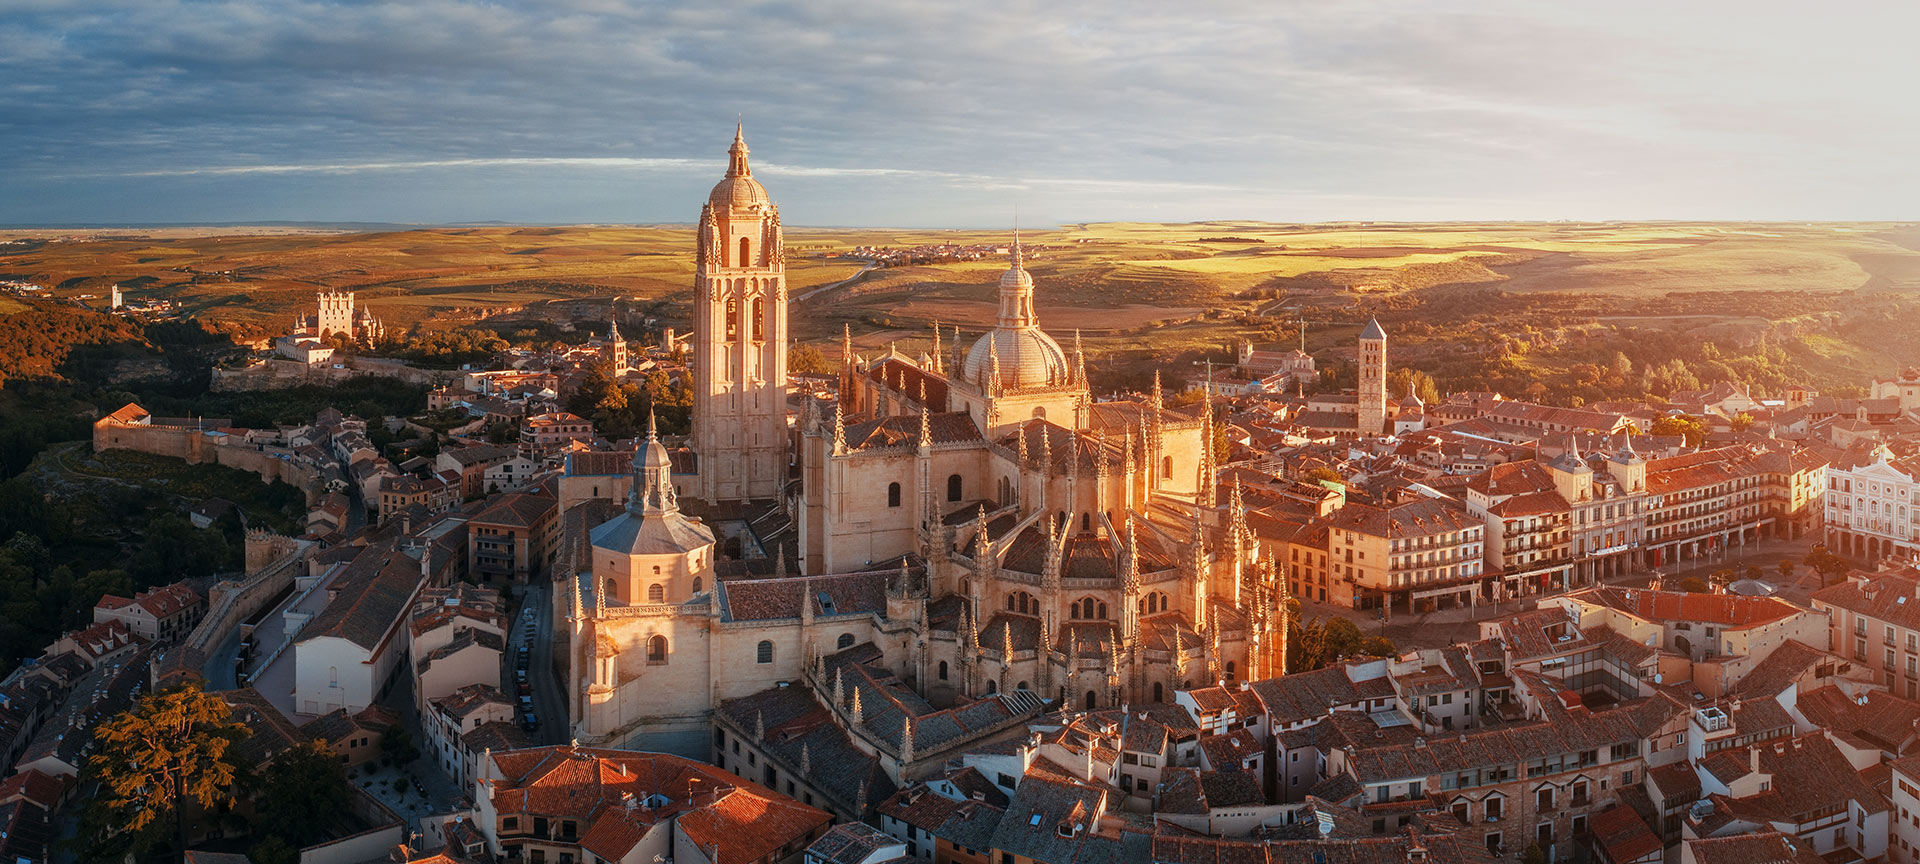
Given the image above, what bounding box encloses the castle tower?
[315,291,355,338]
[692,124,788,502]
[1357,318,1387,435]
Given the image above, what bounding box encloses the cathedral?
[561,128,1292,755]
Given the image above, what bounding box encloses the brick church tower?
[1358,318,1387,435]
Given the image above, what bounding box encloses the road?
[508,580,569,746]
[794,261,876,303]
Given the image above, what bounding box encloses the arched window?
[986,680,997,694]
[1074,597,1106,620]
[1225,660,1237,681]
[752,297,765,341]
[756,640,774,664]
[1085,690,1098,710]
[739,237,751,268]
[691,576,703,594]
[948,474,964,502]
[1152,681,1164,702]
[887,483,902,508]
[1033,406,1046,420]
[1081,512,1090,531]
[837,633,855,650]
[648,635,668,665]
[938,661,949,681]
[1008,591,1036,615]
[329,666,338,686]
[648,583,665,603]
[653,565,662,574]
[604,577,619,604]
[1017,681,1029,691]
[725,298,739,341]
[1163,455,1173,479]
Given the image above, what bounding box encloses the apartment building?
[1322,496,1484,613]
[1824,443,1920,564]
[1811,563,1920,698]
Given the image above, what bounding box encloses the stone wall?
[187,531,311,656]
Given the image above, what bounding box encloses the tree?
[788,343,832,375]
[1523,844,1548,864]
[248,834,299,864]
[1678,577,1710,593]
[1804,545,1851,587]
[1650,415,1709,448]
[1778,559,1796,581]
[253,740,349,847]
[77,683,250,862]
[379,725,419,767]
[1730,413,1756,433]
[1303,466,1345,487]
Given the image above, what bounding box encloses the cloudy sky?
[2,1,1914,226]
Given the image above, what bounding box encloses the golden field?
[3,220,1917,395]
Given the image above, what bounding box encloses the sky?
[2,0,1915,227]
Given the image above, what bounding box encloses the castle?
[296,290,385,345]
[559,128,1392,756]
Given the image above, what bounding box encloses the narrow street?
[508,580,568,746]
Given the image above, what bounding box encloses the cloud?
[0,0,1914,224]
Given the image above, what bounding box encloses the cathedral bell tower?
[693,124,788,502]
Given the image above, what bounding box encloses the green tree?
[132,513,232,585]
[248,834,299,864]
[1650,415,1709,448]
[1729,413,1756,433]
[1778,559,1796,581]
[1303,466,1345,487]
[380,725,419,767]
[253,740,349,847]
[788,343,833,375]
[1678,577,1710,593]
[77,683,250,862]
[1804,545,1851,587]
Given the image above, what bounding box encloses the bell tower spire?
[693,122,788,502]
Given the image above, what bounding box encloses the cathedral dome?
[708,175,770,209]
[962,328,1070,390]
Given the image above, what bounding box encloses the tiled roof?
[1732,639,1832,697]
[1568,586,1803,630]
[1684,832,1826,864]
[843,412,982,451]
[300,540,422,652]
[409,583,503,637]
[1794,685,1920,753]
[1325,496,1480,540]
[719,564,910,622]
[1812,569,1920,632]
[1591,803,1661,864]
[471,491,556,528]
[487,746,830,864]
[806,821,908,864]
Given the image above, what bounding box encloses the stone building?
[556,130,1284,761]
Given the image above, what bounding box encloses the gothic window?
[1008,591,1036,615]
[756,640,774,664]
[938,661,949,681]
[888,483,902,508]
[752,297,765,342]
[725,299,739,342]
[648,583,665,603]
[739,237,751,268]
[1082,512,1091,532]
[604,577,618,604]
[1085,690,1098,710]
[1153,681,1164,702]
[948,474,964,502]
[1074,597,1107,620]
[986,680,997,694]
[837,633,855,650]
[648,635,668,665]
[1226,660,1237,681]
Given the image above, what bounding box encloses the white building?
[1824,443,1920,564]
[291,539,426,715]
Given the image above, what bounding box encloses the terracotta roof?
[487,746,830,864]
[1567,586,1804,630]
[1591,803,1661,863]
[470,491,556,529]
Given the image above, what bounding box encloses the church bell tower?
[692,124,788,502]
